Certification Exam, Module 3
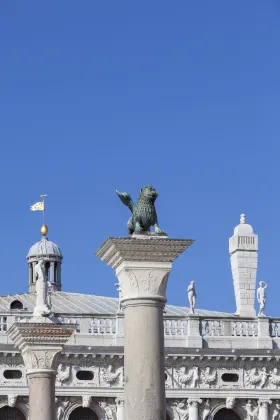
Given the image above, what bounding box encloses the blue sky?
[0,1,279,316]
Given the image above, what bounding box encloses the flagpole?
[40,194,47,225]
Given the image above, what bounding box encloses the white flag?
[30,201,44,211]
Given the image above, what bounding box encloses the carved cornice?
[8,322,75,346]
[95,237,193,269]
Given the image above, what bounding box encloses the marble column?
[8,318,75,420]
[258,400,271,420]
[116,397,125,420]
[50,262,55,284]
[96,235,193,420]
[188,399,202,420]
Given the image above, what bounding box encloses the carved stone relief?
[165,357,280,390]
[55,355,124,388]
[56,363,71,386]
[100,365,124,387]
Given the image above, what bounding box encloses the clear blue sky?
[0,1,279,316]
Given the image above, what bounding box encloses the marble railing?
[270,321,280,337]
[164,319,188,336]
[88,317,116,334]
[201,318,259,337]
[1,314,280,343]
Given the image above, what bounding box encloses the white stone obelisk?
[96,235,193,420]
[229,214,258,317]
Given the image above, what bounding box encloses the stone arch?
[0,406,26,420]
[212,402,246,420]
[64,402,107,420]
[0,397,29,419]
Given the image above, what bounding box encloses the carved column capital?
[188,399,202,408]
[95,237,192,303]
[258,400,272,408]
[22,349,60,372]
[115,397,124,406]
[8,321,75,373]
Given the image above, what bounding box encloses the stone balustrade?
[2,314,280,348]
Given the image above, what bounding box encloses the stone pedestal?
[258,316,273,349]
[186,315,202,348]
[8,317,75,420]
[96,235,193,420]
[258,400,271,420]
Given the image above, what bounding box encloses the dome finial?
[40,224,48,236]
[240,214,246,224]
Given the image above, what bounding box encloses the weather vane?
[30,194,48,236]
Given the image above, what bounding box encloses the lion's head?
[139,185,158,201]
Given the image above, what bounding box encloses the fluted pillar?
[116,397,125,420]
[188,399,202,420]
[96,235,193,420]
[258,400,271,420]
[8,318,75,420]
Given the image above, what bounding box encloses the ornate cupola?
[27,224,63,292]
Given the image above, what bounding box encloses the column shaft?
[28,263,33,286]
[28,370,56,420]
[123,300,165,420]
[116,398,125,420]
[50,262,55,284]
[188,399,201,420]
[258,401,271,420]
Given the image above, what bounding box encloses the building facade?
[0,215,278,420]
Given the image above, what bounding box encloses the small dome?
[27,236,62,258]
[233,214,254,235]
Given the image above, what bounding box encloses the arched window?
[69,407,98,420]
[214,408,240,420]
[0,406,26,420]
[10,301,23,310]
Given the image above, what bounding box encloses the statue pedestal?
[96,236,193,420]
[8,317,75,420]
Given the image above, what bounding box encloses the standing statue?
[257,281,268,316]
[202,400,211,420]
[114,282,122,312]
[33,259,51,317]
[47,281,52,310]
[188,281,196,314]
[116,185,166,235]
